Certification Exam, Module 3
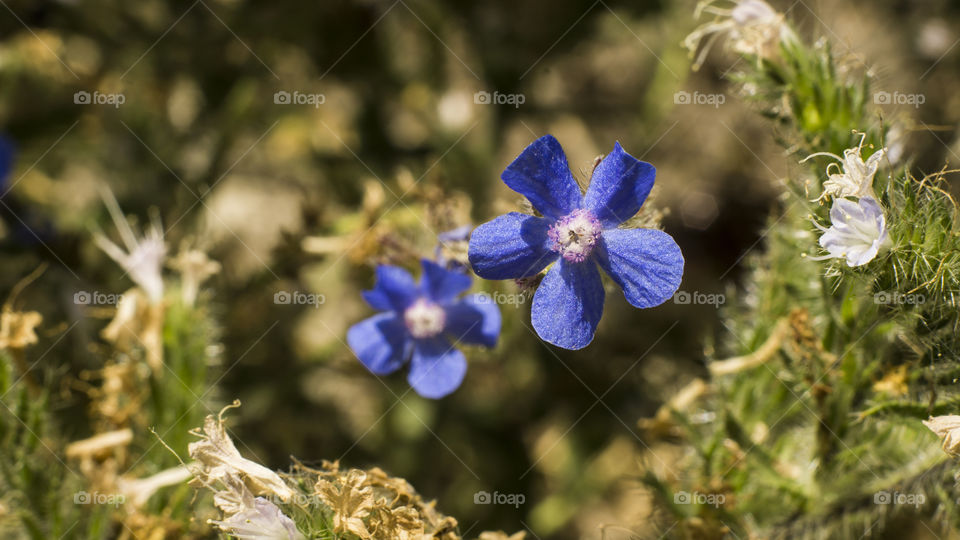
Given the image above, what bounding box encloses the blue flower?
[468,135,684,349]
[347,259,501,398]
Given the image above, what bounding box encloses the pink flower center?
[548,209,602,263]
[404,298,446,338]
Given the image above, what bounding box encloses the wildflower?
[347,259,501,399]
[813,196,890,267]
[210,489,305,540]
[168,246,221,306]
[801,133,886,201]
[468,135,684,350]
[117,466,192,508]
[93,186,166,304]
[683,0,785,70]
[188,402,295,502]
[923,415,960,457]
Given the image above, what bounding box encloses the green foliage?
[0,353,112,540]
[652,7,960,539]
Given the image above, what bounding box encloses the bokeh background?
[1,0,958,538]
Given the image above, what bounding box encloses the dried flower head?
[188,402,294,502]
[0,308,42,350]
[305,461,459,540]
[684,0,786,70]
[100,288,165,373]
[923,415,960,457]
[801,132,886,201]
[316,470,378,539]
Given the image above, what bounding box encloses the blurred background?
[1,0,958,538]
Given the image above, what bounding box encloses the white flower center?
[404,299,446,339]
[548,209,603,263]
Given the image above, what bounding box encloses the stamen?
[404,298,446,338]
[547,209,603,263]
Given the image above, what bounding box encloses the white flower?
[801,133,886,201]
[813,197,890,267]
[94,187,166,304]
[117,466,192,508]
[683,0,785,70]
[168,247,221,306]
[211,490,304,540]
[923,415,960,457]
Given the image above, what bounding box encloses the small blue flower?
[347,259,501,398]
[468,135,684,350]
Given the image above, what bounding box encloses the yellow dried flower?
[316,469,377,539]
[0,309,42,350]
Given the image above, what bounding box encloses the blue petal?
[361,265,418,312]
[468,212,557,279]
[346,313,409,375]
[595,228,684,308]
[444,294,501,348]
[501,135,583,219]
[0,135,15,189]
[420,259,472,303]
[531,260,605,349]
[408,338,467,399]
[583,142,655,227]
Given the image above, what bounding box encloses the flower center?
[548,209,602,263]
[403,299,446,339]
